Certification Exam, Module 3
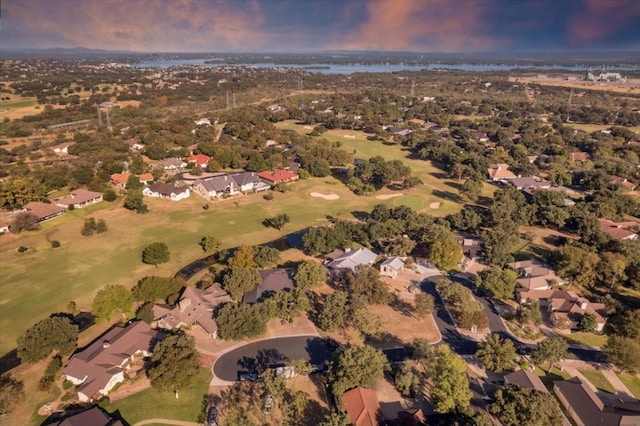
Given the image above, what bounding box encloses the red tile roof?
[110,172,130,186]
[257,170,299,184]
[343,387,381,426]
[187,154,211,165]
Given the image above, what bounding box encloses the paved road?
[213,335,335,381]
[421,274,605,363]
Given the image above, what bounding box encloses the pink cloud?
[328,0,499,52]
[566,0,640,46]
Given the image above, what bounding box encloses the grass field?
[535,366,571,391]
[579,369,616,394]
[566,122,640,134]
[618,373,640,399]
[561,332,608,348]
[99,368,210,424]
[0,96,42,119]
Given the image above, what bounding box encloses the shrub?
[202,204,210,210]
[263,192,274,201]
[51,240,61,248]
[38,375,54,391]
[103,189,117,202]
[62,380,73,390]
[17,246,28,253]
[67,204,75,211]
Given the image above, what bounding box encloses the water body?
[132,59,639,73]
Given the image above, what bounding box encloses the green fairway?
[99,368,210,424]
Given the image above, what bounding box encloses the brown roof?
[343,387,381,426]
[397,408,425,425]
[146,182,189,196]
[22,201,64,221]
[598,218,639,240]
[243,268,296,304]
[257,170,299,184]
[64,321,162,399]
[570,152,591,162]
[504,369,548,393]
[55,406,121,426]
[53,189,103,206]
[487,163,517,180]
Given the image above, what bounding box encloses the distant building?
[53,189,103,209]
[379,257,405,278]
[326,248,378,272]
[598,218,639,241]
[21,202,64,223]
[487,163,517,181]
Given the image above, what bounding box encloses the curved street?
[212,335,334,381]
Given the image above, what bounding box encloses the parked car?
[206,406,218,426]
[238,372,258,381]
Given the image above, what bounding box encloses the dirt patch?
[310,192,340,200]
[429,202,441,209]
[375,193,403,200]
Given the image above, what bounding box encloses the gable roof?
[243,268,296,304]
[195,175,235,193]
[599,218,639,240]
[488,163,517,180]
[508,176,551,190]
[570,152,591,162]
[343,387,381,426]
[64,321,162,400]
[380,257,405,271]
[187,154,211,165]
[54,406,122,426]
[508,259,564,290]
[231,171,261,187]
[159,158,186,168]
[257,170,299,184]
[504,369,548,393]
[22,201,64,221]
[146,182,189,196]
[110,173,130,186]
[327,248,378,271]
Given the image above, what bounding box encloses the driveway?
[212,335,335,381]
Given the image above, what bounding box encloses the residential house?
[110,173,131,188]
[507,176,552,190]
[187,154,211,168]
[51,406,123,426]
[193,175,237,198]
[342,387,382,426]
[454,232,483,259]
[385,126,412,137]
[64,321,163,402]
[610,176,637,191]
[53,189,103,209]
[139,173,154,185]
[487,163,517,181]
[53,142,73,154]
[21,201,64,223]
[397,408,426,426]
[570,152,591,162]
[475,131,489,142]
[142,183,190,201]
[124,139,144,150]
[518,290,607,332]
[554,378,640,426]
[194,118,211,126]
[159,158,187,170]
[231,172,270,193]
[0,220,10,234]
[258,170,299,186]
[504,369,548,393]
[243,268,296,304]
[507,260,564,291]
[379,257,405,278]
[154,284,232,339]
[326,248,378,272]
[598,218,639,241]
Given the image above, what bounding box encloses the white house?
[380,257,405,278]
[142,183,190,201]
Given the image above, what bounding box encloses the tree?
[264,213,290,230]
[136,302,155,324]
[103,188,117,202]
[317,291,350,331]
[578,313,598,332]
[92,284,133,320]
[81,217,97,236]
[329,345,389,397]
[476,333,516,373]
[223,268,262,301]
[427,231,463,270]
[10,212,39,233]
[216,302,270,340]
[96,219,108,233]
[490,385,563,426]
[253,245,281,268]
[429,345,472,413]
[269,289,310,323]
[476,267,518,300]
[17,316,79,363]
[532,337,568,370]
[294,261,327,289]
[227,244,257,268]
[142,242,170,267]
[148,332,200,391]
[344,266,392,305]
[199,235,221,252]
[414,293,434,317]
[132,276,185,302]
[125,173,141,190]
[393,362,422,397]
[0,374,24,415]
[318,412,351,426]
[123,189,148,213]
[605,335,640,372]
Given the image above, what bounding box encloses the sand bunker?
[343,134,356,139]
[430,202,441,209]
[310,192,340,200]
[375,193,404,200]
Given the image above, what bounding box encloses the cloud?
[328,0,499,52]
[566,0,640,46]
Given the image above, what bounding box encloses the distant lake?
[131,59,639,74]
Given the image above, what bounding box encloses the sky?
[2,0,640,53]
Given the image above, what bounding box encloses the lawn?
[535,366,572,391]
[618,373,640,399]
[579,369,616,394]
[99,368,210,425]
[0,96,42,119]
[561,332,608,348]
[566,122,640,135]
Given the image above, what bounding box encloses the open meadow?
[0,136,476,354]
